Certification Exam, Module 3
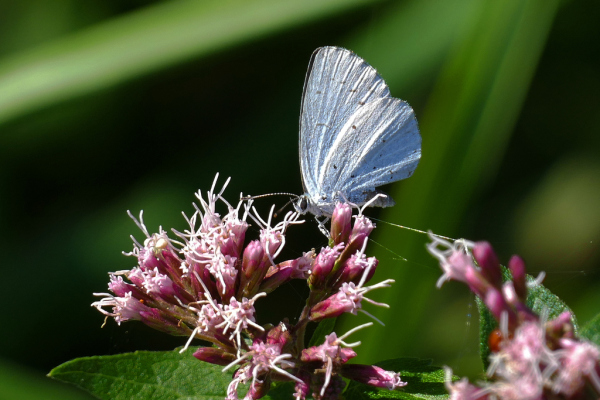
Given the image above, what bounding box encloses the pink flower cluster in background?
[428,236,600,400]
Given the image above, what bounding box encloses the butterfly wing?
[319,97,421,205]
[299,47,391,203]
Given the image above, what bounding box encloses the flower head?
[428,236,600,400]
[93,176,405,400]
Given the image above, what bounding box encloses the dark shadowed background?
[1,0,599,398]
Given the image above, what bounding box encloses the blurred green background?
[1,0,599,398]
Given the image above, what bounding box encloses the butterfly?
[293,46,422,217]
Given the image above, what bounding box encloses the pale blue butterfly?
[294,46,421,217]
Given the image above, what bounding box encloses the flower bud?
[109,274,148,300]
[330,203,352,245]
[483,289,516,330]
[239,240,268,298]
[300,333,357,364]
[351,215,374,242]
[139,308,193,336]
[259,252,314,293]
[507,255,527,302]
[473,241,502,289]
[161,250,185,281]
[246,376,271,400]
[309,244,345,289]
[340,364,407,390]
[309,294,348,322]
[260,229,282,259]
[336,254,378,289]
[259,263,295,294]
[217,236,237,260]
[323,233,368,287]
[192,347,236,366]
[266,322,293,352]
[228,220,248,256]
[464,265,489,298]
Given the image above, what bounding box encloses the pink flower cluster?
[428,235,600,400]
[92,175,405,399]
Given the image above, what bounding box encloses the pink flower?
[310,243,346,288]
[91,291,148,325]
[444,369,488,400]
[340,364,407,390]
[553,339,600,396]
[301,323,372,397]
[427,235,476,288]
[310,264,393,324]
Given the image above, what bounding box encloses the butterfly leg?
[315,216,330,237]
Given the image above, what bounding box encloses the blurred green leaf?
[477,269,577,368]
[344,358,449,400]
[49,350,231,400]
[580,312,600,347]
[0,0,383,126]
[0,357,94,400]
[340,0,561,371]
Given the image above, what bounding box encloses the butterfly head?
[294,193,337,218]
[293,195,310,215]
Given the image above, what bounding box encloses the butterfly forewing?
[299,47,391,198]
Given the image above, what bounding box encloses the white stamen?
[338,322,373,341]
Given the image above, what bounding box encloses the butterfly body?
[295,46,421,217]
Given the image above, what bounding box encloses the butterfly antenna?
[368,238,439,271]
[241,193,301,218]
[241,192,299,201]
[273,198,295,218]
[370,217,455,241]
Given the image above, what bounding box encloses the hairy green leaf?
[49,350,232,400]
[580,312,600,347]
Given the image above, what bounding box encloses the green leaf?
[580,312,600,347]
[478,269,578,369]
[308,318,337,348]
[263,382,296,400]
[0,0,384,126]
[48,349,232,400]
[344,358,449,400]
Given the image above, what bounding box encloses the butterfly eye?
[300,197,308,212]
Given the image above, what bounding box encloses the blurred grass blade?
[347,0,481,93]
[0,0,383,126]
[339,0,560,365]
